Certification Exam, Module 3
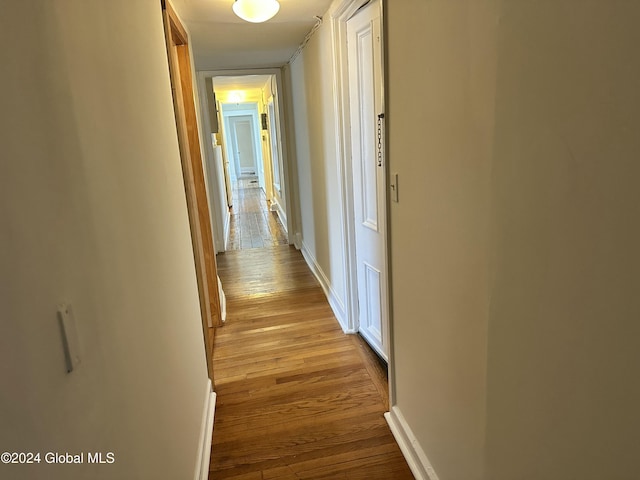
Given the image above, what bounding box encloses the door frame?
[196,68,297,248]
[228,115,259,176]
[330,0,395,401]
[224,110,262,179]
[267,98,282,194]
[227,116,242,180]
[161,0,222,382]
[346,0,389,361]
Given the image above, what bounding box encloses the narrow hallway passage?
[210,183,413,478]
[227,176,288,251]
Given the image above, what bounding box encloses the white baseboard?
[293,232,302,250]
[385,406,440,480]
[223,208,230,252]
[194,380,216,480]
[270,197,289,233]
[218,276,226,323]
[300,241,349,332]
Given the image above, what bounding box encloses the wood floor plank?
[210,223,412,478]
[227,177,288,251]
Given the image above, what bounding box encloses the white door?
[231,116,258,177]
[347,0,388,361]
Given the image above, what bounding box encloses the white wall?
[386,1,497,478]
[288,23,347,322]
[485,2,640,479]
[387,1,640,479]
[0,1,210,479]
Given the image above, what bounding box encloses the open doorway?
[161,0,222,384]
[226,114,259,179]
[196,71,291,253]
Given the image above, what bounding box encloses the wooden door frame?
[162,0,222,382]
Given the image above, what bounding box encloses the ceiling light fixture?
[228,91,244,103]
[233,0,280,23]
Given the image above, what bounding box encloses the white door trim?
[330,0,395,399]
[224,109,262,178]
[329,0,362,336]
[347,1,388,360]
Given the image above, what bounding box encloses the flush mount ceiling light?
[233,0,280,23]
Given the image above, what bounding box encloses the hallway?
[227,177,288,251]
[210,182,413,478]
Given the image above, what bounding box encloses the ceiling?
[212,74,272,91]
[170,0,334,70]
[212,74,272,98]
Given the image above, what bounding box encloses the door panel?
[348,0,388,360]
[233,116,257,174]
[363,262,383,342]
[354,25,380,232]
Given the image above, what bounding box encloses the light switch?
[57,304,82,373]
[390,173,399,202]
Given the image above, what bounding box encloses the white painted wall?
[288,22,347,325]
[386,2,496,478]
[0,1,210,479]
[387,1,640,480]
[263,80,288,228]
[259,80,274,204]
[484,2,640,479]
[290,0,640,479]
[204,145,230,253]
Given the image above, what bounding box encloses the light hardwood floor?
[210,245,414,479]
[227,177,288,251]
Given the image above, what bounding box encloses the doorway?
[161,0,222,383]
[330,0,390,366]
[346,0,389,361]
[230,115,258,177]
[196,70,293,253]
[224,110,263,188]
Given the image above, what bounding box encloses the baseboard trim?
[293,232,302,250]
[223,208,230,252]
[269,196,289,234]
[385,406,440,480]
[300,241,349,332]
[218,276,227,323]
[194,380,216,480]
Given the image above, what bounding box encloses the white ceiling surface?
[171,0,334,70]
[213,74,272,93]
